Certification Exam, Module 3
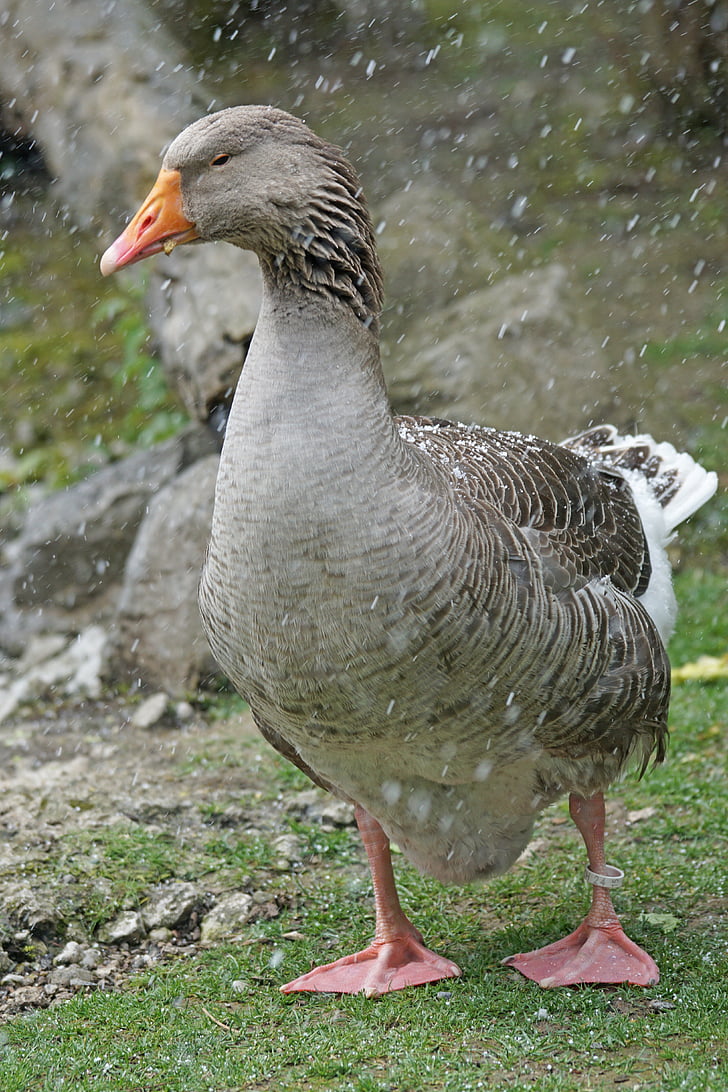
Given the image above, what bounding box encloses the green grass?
[1,565,726,1092]
[0,231,187,491]
[51,827,186,935]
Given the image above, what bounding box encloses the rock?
[286,789,355,827]
[141,882,203,931]
[0,0,205,228]
[0,428,216,656]
[2,985,45,1010]
[0,0,263,428]
[200,893,254,944]
[0,626,108,724]
[114,455,220,693]
[81,949,102,970]
[53,941,87,966]
[130,692,170,730]
[385,263,611,439]
[0,0,263,430]
[251,895,279,921]
[148,927,173,944]
[3,884,63,937]
[377,180,500,321]
[627,806,658,824]
[271,834,304,868]
[14,634,68,670]
[147,246,262,422]
[98,910,144,945]
[317,798,356,827]
[49,963,96,988]
[63,921,92,945]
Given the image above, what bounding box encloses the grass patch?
[0,225,187,491]
[3,904,727,1092]
[52,827,186,935]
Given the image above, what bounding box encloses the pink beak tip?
[99,241,120,277]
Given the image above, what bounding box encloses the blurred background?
[0,0,726,697]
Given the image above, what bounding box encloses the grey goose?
[101,105,717,995]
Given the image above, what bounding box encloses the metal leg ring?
[584,864,625,889]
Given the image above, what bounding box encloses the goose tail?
[563,424,717,534]
[563,425,717,643]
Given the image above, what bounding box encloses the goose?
[101,106,717,996]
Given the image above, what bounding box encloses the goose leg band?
[584,864,625,889]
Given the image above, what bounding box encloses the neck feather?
[241,278,392,440]
[259,142,384,333]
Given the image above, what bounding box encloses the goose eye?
[210,153,231,167]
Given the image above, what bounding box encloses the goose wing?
[396,415,669,775]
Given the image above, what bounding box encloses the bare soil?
[0,698,311,1020]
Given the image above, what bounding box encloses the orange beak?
[100,168,199,276]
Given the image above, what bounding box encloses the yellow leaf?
[671,653,728,683]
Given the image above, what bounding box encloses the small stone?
[8,985,45,1008]
[49,963,96,987]
[64,921,91,944]
[175,700,194,721]
[68,970,97,988]
[54,941,86,966]
[285,790,354,827]
[627,806,657,824]
[316,799,356,826]
[285,789,322,815]
[271,833,303,867]
[142,881,202,930]
[131,692,169,729]
[200,893,254,944]
[98,910,144,944]
[148,927,173,944]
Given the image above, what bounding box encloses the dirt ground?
[0,697,327,1021]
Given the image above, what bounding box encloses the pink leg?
[281,806,461,996]
[504,792,659,988]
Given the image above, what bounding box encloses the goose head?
[100,105,383,325]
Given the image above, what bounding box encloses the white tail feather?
[562,425,717,643]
